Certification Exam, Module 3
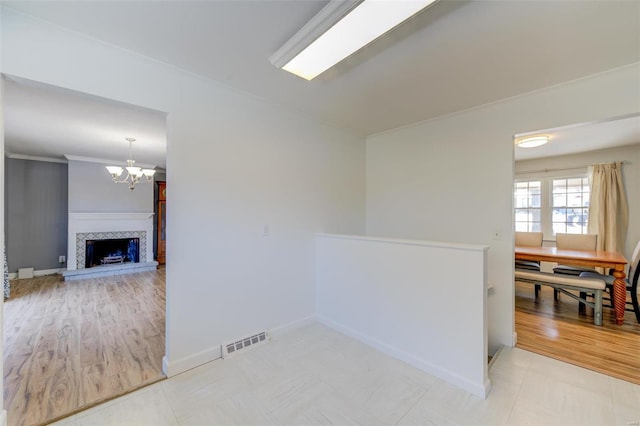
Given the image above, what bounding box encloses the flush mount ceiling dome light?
[270,0,438,81]
[515,135,550,148]
[105,138,156,191]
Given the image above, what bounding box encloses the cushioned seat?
[516,270,606,290]
[578,238,640,323]
[515,231,544,296]
[553,233,598,276]
[515,270,606,325]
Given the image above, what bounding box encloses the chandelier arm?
[106,138,155,190]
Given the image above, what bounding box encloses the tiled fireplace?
[63,212,157,281]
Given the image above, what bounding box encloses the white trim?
[369,61,640,138]
[67,212,155,271]
[8,268,63,280]
[5,153,68,164]
[488,345,505,370]
[35,268,63,277]
[269,0,361,68]
[316,233,489,252]
[69,212,154,221]
[163,315,317,377]
[64,154,156,169]
[513,112,640,139]
[163,345,222,377]
[317,315,491,399]
[0,409,7,426]
[269,315,316,338]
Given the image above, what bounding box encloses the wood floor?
[515,281,640,385]
[3,268,166,426]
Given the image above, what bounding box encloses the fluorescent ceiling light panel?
[274,0,437,80]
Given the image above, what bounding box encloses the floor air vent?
[222,331,269,358]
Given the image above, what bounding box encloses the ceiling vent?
[221,331,270,358]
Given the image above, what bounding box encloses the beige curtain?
[588,162,628,255]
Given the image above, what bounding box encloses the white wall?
[68,160,153,213]
[516,144,640,260]
[1,8,366,375]
[366,63,640,354]
[316,234,489,398]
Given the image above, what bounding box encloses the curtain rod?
[516,161,625,176]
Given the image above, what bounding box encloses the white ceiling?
[2,0,640,164]
[4,76,167,168]
[514,114,640,161]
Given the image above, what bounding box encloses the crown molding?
[6,153,68,164]
[269,0,361,68]
[64,154,156,169]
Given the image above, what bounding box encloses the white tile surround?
[50,323,640,426]
[64,212,157,280]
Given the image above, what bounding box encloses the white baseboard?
[317,315,490,399]
[269,315,316,338]
[162,345,222,377]
[8,268,64,280]
[163,315,317,377]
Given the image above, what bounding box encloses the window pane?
[567,194,582,207]
[553,208,566,222]
[553,179,567,192]
[530,194,541,207]
[553,222,567,234]
[530,209,541,222]
[515,182,528,190]
[567,178,582,190]
[513,180,542,233]
[553,194,567,207]
[531,222,542,232]
[515,222,528,232]
[551,177,590,236]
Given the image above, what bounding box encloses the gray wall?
[5,158,68,272]
[68,160,153,213]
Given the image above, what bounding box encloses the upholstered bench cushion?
[579,271,616,285]
[515,260,541,271]
[515,270,605,290]
[553,265,596,276]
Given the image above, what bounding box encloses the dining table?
[515,245,628,325]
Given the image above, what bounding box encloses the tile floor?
[49,323,640,426]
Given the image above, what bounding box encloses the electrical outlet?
[59,255,66,263]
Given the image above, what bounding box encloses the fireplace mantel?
[70,212,154,222]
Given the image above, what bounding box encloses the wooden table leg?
[613,268,627,325]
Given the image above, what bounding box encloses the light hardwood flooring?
[4,268,166,426]
[515,280,640,385]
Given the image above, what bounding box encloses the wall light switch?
[263,225,270,236]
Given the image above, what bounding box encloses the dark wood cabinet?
[157,182,166,265]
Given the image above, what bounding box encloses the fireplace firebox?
[85,238,140,269]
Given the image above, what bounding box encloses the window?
[514,175,590,238]
[514,181,541,232]
[551,177,590,235]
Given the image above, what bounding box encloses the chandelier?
[105,138,156,191]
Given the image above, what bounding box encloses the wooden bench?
[515,269,606,325]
